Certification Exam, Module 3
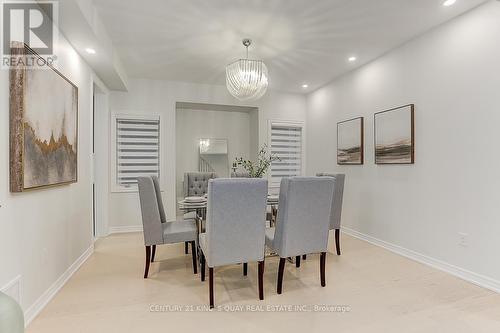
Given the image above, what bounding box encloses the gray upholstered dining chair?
[265,177,335,294]
[231,171,276,226]
[316,173,345,255]
[183,172,217,197]
[199,178,268,308]
[137,176,198,278]
[182,172,217,253]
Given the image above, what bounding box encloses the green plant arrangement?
[234,144,281,178]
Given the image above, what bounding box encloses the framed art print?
[10,42,78,192]
[374,104,414,164]
[337,117,364,165]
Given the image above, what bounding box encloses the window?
[268,121,305,187]
[111,114,160,192]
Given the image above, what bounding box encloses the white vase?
[0,292,24,333]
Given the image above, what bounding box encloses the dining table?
[178,194,279,232]
[178,194,295,265]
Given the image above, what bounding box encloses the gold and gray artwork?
[10,44,78,192]
[374,105,414,164]
[337,117,364,165]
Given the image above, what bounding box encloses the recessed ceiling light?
[443,0,456,7]
[302,84,308,88]
[85,48,96,54]
[348,56,357,62]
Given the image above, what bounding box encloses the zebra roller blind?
[114,116,160,189]
[270,123,303,186]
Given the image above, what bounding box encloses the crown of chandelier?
[226,39,268,101]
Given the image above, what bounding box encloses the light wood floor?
[27,232,500,333]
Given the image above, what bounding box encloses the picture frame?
[9,42,79,192]
[374,104,414,164]
[337,117,364,165]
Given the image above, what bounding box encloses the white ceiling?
[94,0,488,94]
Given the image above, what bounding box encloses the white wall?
[249,109,260,161]
[175,108,255,198]
[93,86,110,237]
[0,35,100,321]
[108,79,307,229]
[306,1,500,286]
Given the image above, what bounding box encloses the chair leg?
[185,241,189,254]
[277,258,286,294]
[209,267,214,309]
[144,246,151,279]
[335,229,341,255]
[200,251,206,282]
[258,260,265,300]
[302,254,307,260]
[190,241,197,274]
[243,263,248,276]
[320,252,326,287]
[295,256,301,268]
[151,245,156,263]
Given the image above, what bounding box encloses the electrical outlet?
[458,232,468,247]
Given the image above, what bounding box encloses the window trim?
[110,112,162,193]
[267,119,306,188]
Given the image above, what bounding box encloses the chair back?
[183,172,217,197]
[151,176,166,223]
[205,178,268,267]
[231,171,250,178]
[317,173,345,230]
[273,177,334,257]
[137,177,163,246]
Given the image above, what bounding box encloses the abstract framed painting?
[9,42,78,192]
[337,117,364,165]
[374,104,414,165]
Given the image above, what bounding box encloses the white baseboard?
[108,225,143,234]
[1,275,22,304]
[342,227,500,294]
[24,245,94,326]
